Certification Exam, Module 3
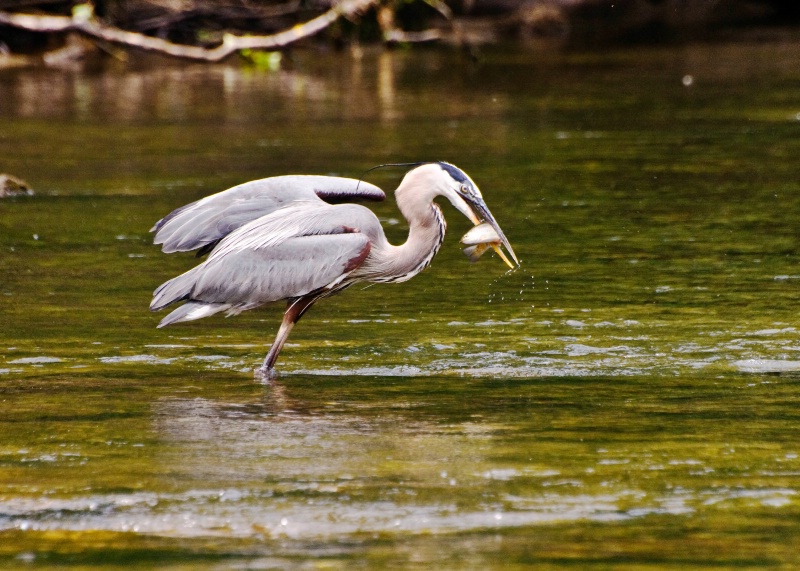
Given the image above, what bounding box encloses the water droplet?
[16,552,35,563]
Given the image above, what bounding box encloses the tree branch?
[0,0,377,62]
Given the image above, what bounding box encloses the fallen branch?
[384,28,442,43]
[376,2,445,44]
[0,0,377,62]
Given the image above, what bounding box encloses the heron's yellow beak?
[491,243,515,269]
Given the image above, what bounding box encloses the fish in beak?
[460,197,519,269]
[461,222,515,267]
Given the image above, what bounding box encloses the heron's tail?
[151,267,235,327]
[156,302,232,328]
[150,266,201,312]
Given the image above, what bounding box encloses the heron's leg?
[259,296,317,377]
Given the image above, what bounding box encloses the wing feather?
[152,175,384,254]
[151,202,379,321]
[192,234,370,307]
[208,201,359,259]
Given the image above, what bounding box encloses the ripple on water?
[7,477,792,538]
[564,344,633,357]
[98,355,176,365]
[0,489,684,539]
[14,320,800,379]
[7,357,62,364]
[292,365,427,377]
[732,359,800,373]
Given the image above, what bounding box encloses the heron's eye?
[460,184,471,195]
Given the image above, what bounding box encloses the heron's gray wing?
[151,175,385,254]
[198,233,369,306]
[151,202,380,319]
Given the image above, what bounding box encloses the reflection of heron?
[150,162,518,377]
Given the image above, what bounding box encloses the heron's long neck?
[382,187,446,282]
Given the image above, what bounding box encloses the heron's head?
[412,162,519,268]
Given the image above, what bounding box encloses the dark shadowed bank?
[1,0,800,66]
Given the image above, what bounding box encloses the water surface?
[2,42,800,568]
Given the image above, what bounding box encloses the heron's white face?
[435,162,520,268]
[426,164,482,225]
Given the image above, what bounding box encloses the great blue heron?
[150,162,518,377]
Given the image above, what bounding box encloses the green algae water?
[2,42,800,568]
